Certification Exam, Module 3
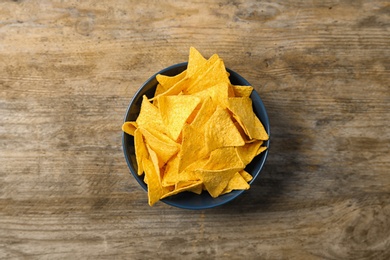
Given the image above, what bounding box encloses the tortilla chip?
[178,124,208,172]
[136,95,167,135]
[134,128,147,175]
[227,97,269,141]
[122,121,138,136]
[235,140,264,165]
[232,85,253,97]
[239,170,253,182]
[195,168,238,198]
[160,180,203,199]
[205,106,245,152]
[221,171,250,195]
[138,127,180,167]
[156,70,187,90]
[201,147,245,171]
[158,95,201,141]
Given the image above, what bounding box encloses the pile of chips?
[122,47,269,206]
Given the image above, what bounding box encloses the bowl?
[122,62,270,209]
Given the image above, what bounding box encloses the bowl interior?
[122,62,270,209]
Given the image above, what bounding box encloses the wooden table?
[1,0,389,259]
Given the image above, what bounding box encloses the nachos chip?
[122,47,269,206]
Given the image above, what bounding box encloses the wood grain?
[1,0,389,259]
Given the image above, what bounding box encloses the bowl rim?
[122,62,270,209]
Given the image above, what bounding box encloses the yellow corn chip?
[193,82,233,109]
[232,85,253,97]
[160,180,203,199]
[143,158,164,206]
[134,128,147,176]
[201,147,245,171]
[227,97,269,141]
[156,70,187,90]
[205,106,245,152]
[138,127,180,167]
[221,171,250,195]
[136,95,167,135]
[186,58,230,94]
[178,124,208,172]
[190,97,216,130]
[158,95,201,141]
[146,144,161,182]
[122,121,138,136]
[195,168,239,198]
[235,140,264,165]
[239,170,253,182]
[187,47,208,77]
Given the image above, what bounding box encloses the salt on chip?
[158,95,201,141]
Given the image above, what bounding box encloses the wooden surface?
[1,0,389,259]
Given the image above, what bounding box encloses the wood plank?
[1,0,389,259]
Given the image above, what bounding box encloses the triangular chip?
[136,95,167,135]
[227,97,269,141]
[239,170,253,182]
[160,180,203,199]
[185,58,230,94]
[156,70,187,90]
[221,171,250,195]
[195,168,238,198]
[142,158,164,206]
[232,85,253,97]
[158,95,201,141]
[122,121,138,136]
[161,156,180,187]
[138,127,180,167]
[190,97,216,130]
[235,140,264,165]
[134,128,147,175]
[187,47,207,78]
[178,124,208,172]
[205,106,245,152]
[201,147,245,171]
[146,144,161,182]
[256,146,268,156]
[193,82,232,109]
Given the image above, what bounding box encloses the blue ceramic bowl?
[122,62,270,209]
